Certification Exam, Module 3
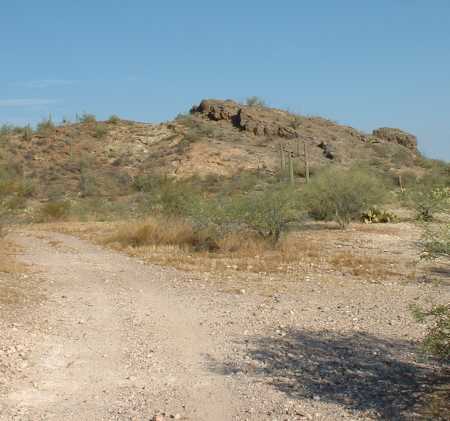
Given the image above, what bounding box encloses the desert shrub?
[0,179,18,196]
[304,167,387,228]
[78,158,98,197]
[107,217,222,251]
[107,115,120,124]
[157,187,229,238]
[224,172,262,194]
[0,166,34,220]
[79,113,96,124]
[396,170,419,189]
[15,179,34,198]
[93,124,108,139]
[38,200,71,221]
[289,114,305,129]
[65,197,130,222]
[0,124,14,137]
[22,125,33,141]
[421,223,450,259]
[294,162,319,178]
[133,175,204,219]
[404,185,449,222]
[184,172,267,196]
[37,117,55,134]
[227,185,302,243]
[245,96,266,107]
[390,147,416,168]
[133,174,168,193]
[412,304,450,361]
[157,181,201,216]
[3,195,27,211]
[176,115,218,144]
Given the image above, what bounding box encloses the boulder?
[318,142,335,160]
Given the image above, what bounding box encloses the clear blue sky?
[1,1,449,160]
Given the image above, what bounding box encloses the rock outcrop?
[191,99,298,139]
[372,127,417,150]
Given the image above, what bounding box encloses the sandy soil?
[0,228,448,420]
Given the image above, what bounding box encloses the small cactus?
[361,207,397,224]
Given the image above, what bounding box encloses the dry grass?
[217,231,271,256]
[33,220,420,283]
[328,251,400,279]
[106,217,196,248]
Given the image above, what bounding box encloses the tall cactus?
[304,141,310,184]
[279,143,286,178]
[398,174,405,192]
[288,150,294,185]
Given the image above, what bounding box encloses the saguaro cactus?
[288,151,294,185]
[280,143,286,177]
[398,175,405,192]
[304,141,310,184]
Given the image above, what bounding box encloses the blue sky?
[1,1,449,160]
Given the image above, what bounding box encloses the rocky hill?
[0,99,428,198]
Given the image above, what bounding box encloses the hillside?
[0,99,436,199]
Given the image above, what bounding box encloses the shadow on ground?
[209,329,449,420]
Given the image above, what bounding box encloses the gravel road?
[1,229,448,420]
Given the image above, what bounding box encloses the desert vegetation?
[0,103,449,419]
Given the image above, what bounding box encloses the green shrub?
[404,185,449,222]
[133,174,168,193]
[0,170,34,217]
[412,304,450,361]
[228,185,302,243]
[79,159,98,197]
[0,179,18,196]
[3,195,27,211]
[421,223,450,259]
[304,167,387,228]
[158,181,203,218]
[107,115,120,124]
[37,117,55,134]
[0,124,14,137]
[39,200,71,221]
[79,113,96,124]
[93,124,108,139]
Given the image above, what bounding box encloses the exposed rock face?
[372,127,417,150]
[192,99,241,122]
[191,99,298,139]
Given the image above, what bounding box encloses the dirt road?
[1,229,448,420]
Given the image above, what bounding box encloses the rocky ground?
[0,228,448,420]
